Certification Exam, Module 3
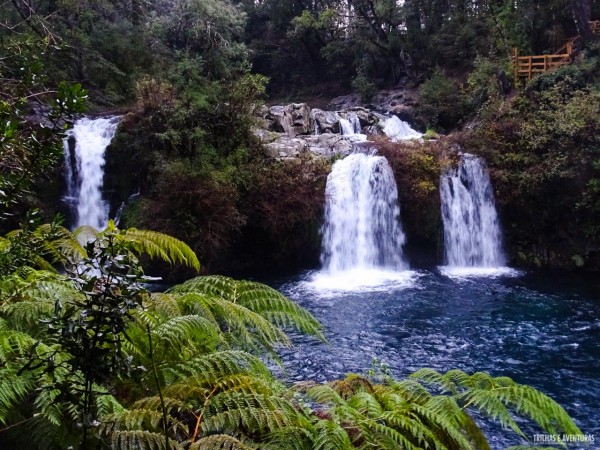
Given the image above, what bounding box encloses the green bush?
[417,69,472,131]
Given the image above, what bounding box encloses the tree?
[571,0,595,44]
[0,37,88,230]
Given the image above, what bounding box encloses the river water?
[268,269,600,448]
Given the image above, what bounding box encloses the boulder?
[264,136,309,158]
[368,89,420,122]
[348,107,379,128]
[305,133,355,158]
[252,128,281,144]
[268,103,313,137]
[312,109,340,134]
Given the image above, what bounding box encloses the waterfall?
[348,112,361,134]
[63,117,120,229]
[339,117,355,136]
[440,153,506,269]
[320,153,408,273]
[339,112,361,135]
[338,112,367,143]
[382,115,422,141]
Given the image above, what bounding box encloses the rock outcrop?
[254,97,422,160]
[327,88,421,123]
[263,103,313,137]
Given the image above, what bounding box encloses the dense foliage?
[243,0,600,96]
[3,0,600,271]
[0,223,583,449]
[460,43,600,269]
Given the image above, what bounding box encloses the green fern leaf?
[190,434,258,450]
[118,228,200,271]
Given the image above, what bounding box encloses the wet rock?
[312,108,340,134]
[368,88,420,122]
[305,133,355,158]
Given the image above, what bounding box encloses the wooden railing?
[512,50,571,83]
[512,20,600,84]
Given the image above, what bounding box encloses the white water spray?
[382,115,422,141]
[63,117,120,229]
[440,153,506,270]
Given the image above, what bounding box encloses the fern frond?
[118,228,200,271]
[101,408,165,432]
[37,224,86,263]
[202,392,301,435]
[0,369,34,424]
[147,293,183,318]
[0,322,37,362]
[171,276,324,340]
[173,291,291,354]
[312,420,354,450]
[190,434,259,450]
[131,396,186,411]
[346,391,384,417]
[418,394,490,449]
[305,384,346,406]
[4,413,67,450]
[153,314,222,350]
[167,351,272,387]
[97,394,125,417]
[411,369,582,439]
[108,430,184,450]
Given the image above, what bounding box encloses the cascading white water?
[382,115,422,141]
[338,112,367,143]
[339,117,355,136]
[440,153,506,269]
[348,112,361,134]
[63,117,120,229]
[320,153,408,273]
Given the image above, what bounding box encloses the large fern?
[98,277,325,449]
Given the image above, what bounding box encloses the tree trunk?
[571,0,594,45]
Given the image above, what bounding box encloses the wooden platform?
[512,21,600,84]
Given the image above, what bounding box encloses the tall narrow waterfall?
[321,153,408,272]
[63,117,120,229]
[440,153,506,268]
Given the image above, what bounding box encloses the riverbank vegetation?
[0,0,600,272]
[4,0,600,272]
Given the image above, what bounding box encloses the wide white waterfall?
[440,153,507,273]
[310,152,414,291]
[321,153,408,271]
[63,117,120,229]
[382,115,422,141]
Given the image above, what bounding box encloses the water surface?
[270,269,600,447]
